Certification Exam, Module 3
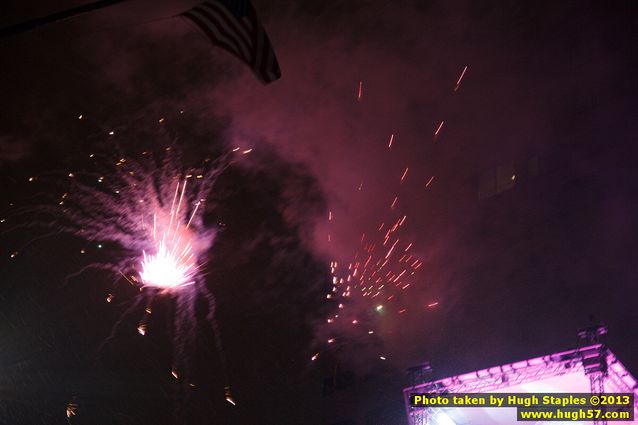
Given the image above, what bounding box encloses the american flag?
[183,0,281,84]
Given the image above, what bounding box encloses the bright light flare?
[138,181,200,291]
[140,239,196,290]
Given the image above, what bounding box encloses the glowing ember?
[224,386,236,406]
[66,401,78,418]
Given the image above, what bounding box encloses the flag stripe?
[183,0,281,84]
[187,8,248,61]
[200,2,251,51]
[240,16,253,32]
[247,3,279,82]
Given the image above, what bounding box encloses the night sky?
[1,1,637,424]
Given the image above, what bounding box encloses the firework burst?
[315,188,426,365]
[57,150,220,285]
[4,145,239,416]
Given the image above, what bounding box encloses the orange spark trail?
[434,121,445,136]
[400,167,409,183]
[454,65,468,91]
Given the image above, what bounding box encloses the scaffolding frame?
[403,344,638,425]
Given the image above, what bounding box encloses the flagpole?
[0,0,129,39]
